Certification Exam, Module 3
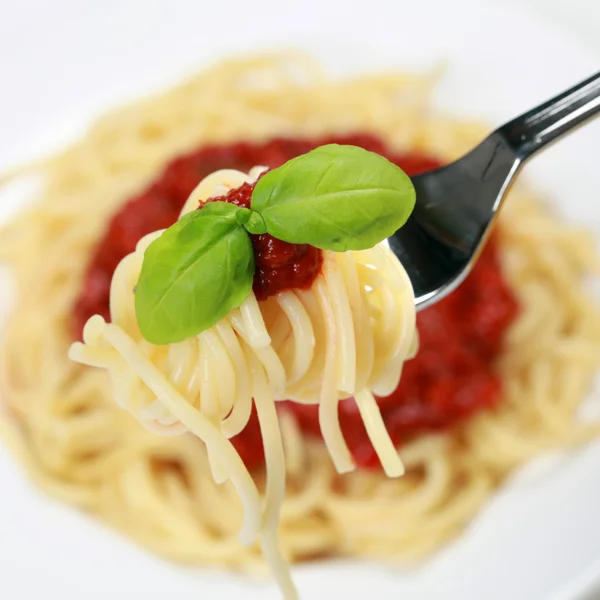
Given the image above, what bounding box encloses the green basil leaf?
[244,210,268,235]
[233,207,267,234]
[135,202,254,345]
[235,207,252,227]
[251,144,416,251]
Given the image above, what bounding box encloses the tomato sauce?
[73,134,439,336]
[204,180,323,301]
[73,134,519,471]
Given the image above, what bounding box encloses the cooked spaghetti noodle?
[68,166,417,597]
[1,53,599,595]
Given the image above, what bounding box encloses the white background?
[511,0,600,54]
[0,1,599,600]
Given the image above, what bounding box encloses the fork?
[388,71,600,309]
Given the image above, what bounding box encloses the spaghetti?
[1,53,600,596]
[68,165,417,597]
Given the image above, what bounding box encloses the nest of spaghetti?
[1,53,599,589]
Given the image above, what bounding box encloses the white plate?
[0,1,599,599]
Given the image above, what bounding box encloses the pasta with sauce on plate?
[1,53,599,599]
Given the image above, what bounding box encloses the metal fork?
[388,72,600,309]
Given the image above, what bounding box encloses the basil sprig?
[135,144,416,344]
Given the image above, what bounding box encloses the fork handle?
[498,71,600,160]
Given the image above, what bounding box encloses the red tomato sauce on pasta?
[204,179,323,301]
[73,134,519,471]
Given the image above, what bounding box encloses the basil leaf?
[235,207,268,235]
[251,144,416,251]
[135,202,254,345]
[235,207,252,227]
[244,210,268,235]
